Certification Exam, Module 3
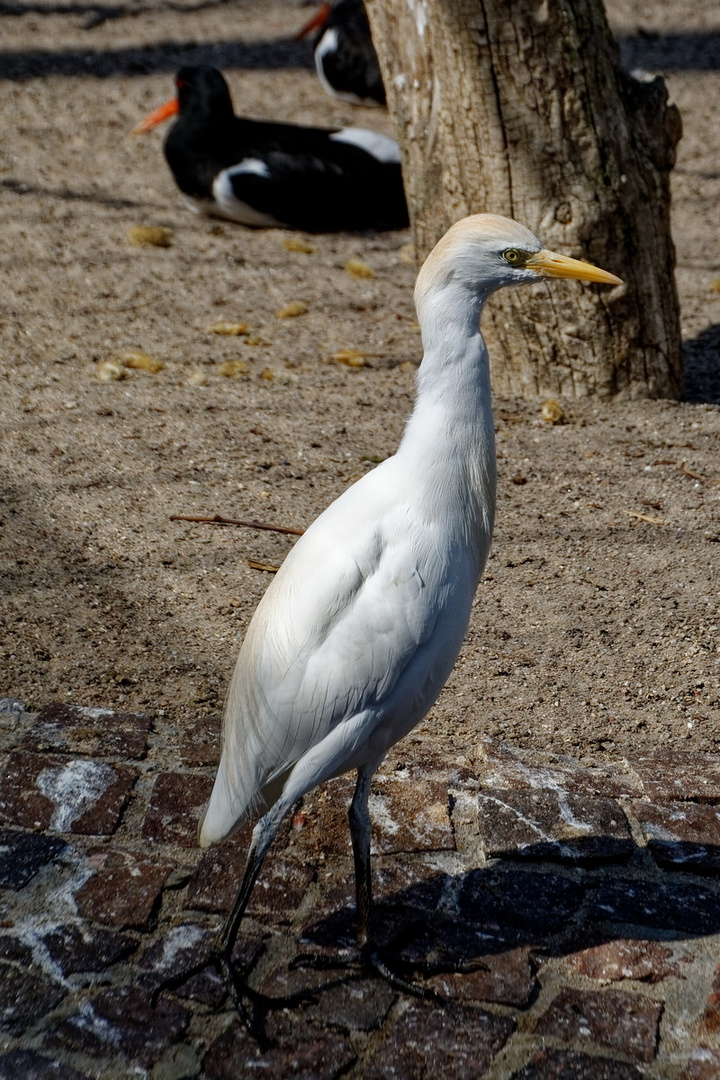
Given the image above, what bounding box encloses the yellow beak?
[525,249,623,286]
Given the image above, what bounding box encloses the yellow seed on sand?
[333,349,367,367]
[345,259,375,280]
[283,237,316,254]
[96,359,127,382]
[276,301,308,318]
[208,321,249,336]
[260,368,275,381]
[540,399,565,424]
[126,225,173,248]
[119,349,164,373]
[217,360,250,378]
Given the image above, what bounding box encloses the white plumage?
[198,214,622,991]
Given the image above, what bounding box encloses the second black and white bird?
[134,65,407,232]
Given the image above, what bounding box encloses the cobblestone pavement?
[2,699,720,1078]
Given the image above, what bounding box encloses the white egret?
[198,214,622,998]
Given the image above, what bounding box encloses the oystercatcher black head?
[297,0,385,107]
[134,65,407,232]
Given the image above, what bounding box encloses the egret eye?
[504,248,522,265]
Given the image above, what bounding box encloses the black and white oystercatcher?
[296,0,385,107]
[134,66,407,232]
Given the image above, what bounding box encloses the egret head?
[414,213,622,316]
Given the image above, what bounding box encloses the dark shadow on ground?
[683,323,720,404]
[1,0,242,26]
[0,37,313,80]
[0,176,161,211]
[300,847,720,979]
[0,28,718,82]
[616,31,720,73]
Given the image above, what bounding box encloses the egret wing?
[216,473,470,822]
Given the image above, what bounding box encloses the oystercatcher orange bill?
[132,96,180,135]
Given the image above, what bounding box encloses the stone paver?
[3,700,720,1078]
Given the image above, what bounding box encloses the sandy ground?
[0,0,718,774]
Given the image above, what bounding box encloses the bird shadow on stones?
[290,840,720,1012]
[0,37,314,82]
[683,323,720,404]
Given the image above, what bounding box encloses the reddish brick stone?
[203,1016,355,1080]
[298,976,396,1032]
[429,947,536,1007]
[290,775,356,858]
[139,923,226,1007]
[185,828,311,921]
[27,702,151,759]
[248,855,315,920]
[74,848,174,928]
[627,752,720,802]
[512,1048,643,1079]
[697,962,720,1037]
[632,801,720,872]
[48,985,189,1067]
[568,939,681,983]
[680,1048,720,1080]
[0,963,65,1035]
[257,955,355,1000]
[364,999,514,1079]
[0,751,136,834]
[0,829,66,889]
[0,1049,92,1080]
[534,987,662,1063]
[369,773,454,854]
[142,772,214,847]
[179,714,221,767]
[478,738,642,797]
[40,924,136,976]
[184,835,252,913]
[477,789,632,863]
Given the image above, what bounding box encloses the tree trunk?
[365,0,683,399]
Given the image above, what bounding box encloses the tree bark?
[365,0,683,399]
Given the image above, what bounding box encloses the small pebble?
[186,370,208,386]
[96,359,126,381]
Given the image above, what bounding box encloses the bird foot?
[291,945,441,1001]
[150,947,315,1045]
[364,947,442,1001]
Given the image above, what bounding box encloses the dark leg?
[348,766,440,1000]
[349,763,374,950]
[217,798,294,1021]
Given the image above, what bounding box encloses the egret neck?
[400,276,497,562]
